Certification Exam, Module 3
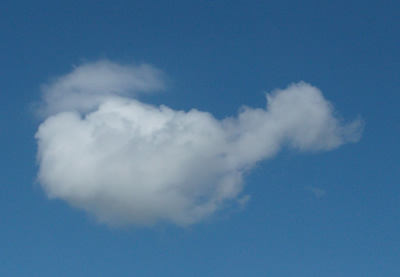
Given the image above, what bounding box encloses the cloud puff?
[35,60,363,226]
[37,60,166,116]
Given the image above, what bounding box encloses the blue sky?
[1,0,399,276]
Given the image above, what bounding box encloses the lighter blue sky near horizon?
[1,1,399,276]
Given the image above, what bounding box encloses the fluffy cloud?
[37,60,166,116]
[35,60,363,226]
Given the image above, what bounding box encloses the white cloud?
[35,60,363,226]
[36,60,166,116]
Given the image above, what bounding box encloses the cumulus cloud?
[36,60,166,116]
[35,60,363,226]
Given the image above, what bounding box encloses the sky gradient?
[1,1,399,276]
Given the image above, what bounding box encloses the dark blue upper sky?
[1,1,399,276]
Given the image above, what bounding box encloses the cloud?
[35,60,363,226]
[305,186,326,198]
[36,60,166,116]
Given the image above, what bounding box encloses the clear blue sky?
[1,1,399,276]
